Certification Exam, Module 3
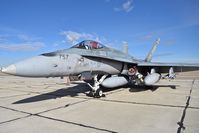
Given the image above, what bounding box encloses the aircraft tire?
[96,89,103,98]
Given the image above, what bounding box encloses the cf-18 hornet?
[1,39,199,97]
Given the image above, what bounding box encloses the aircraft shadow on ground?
[13,82,177,104]
[129,85,177,92]
[13,82,90,104]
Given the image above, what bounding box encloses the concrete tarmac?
[0,72,199,133]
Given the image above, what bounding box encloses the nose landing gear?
[87,75,107,98]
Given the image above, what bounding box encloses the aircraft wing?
[137,62,199,73]
[138,62,199,67]
[82,54,137,64]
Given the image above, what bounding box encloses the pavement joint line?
[36,99,90,115]
[1,88,92,101]
[177,79,195,133]
[1,88,41,94]
[0,115,31,125]
[35,114,118,133]
[0,99,90,125]
[105,88,126,96]
[42,93,92,100]
[0,105,33,125]
[3,87,64,95]
[101,93,199,111]
[3,84,83,95]
[0,92,113,132]
[2,86,199,110]
[0,105,32,115]
[43,86,50,89]
[0,93,31,99]
[16,86,199,110]
[94,98,197,109]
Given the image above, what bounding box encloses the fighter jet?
[1,39,199,97]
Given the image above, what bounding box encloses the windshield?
[72,40,105,49]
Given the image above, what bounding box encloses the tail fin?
[145,38,160,62]
[122,41,128,54]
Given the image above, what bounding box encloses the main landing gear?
[87,75,107,98]
[162,67,176,79]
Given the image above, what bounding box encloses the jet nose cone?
[1,65,16,75]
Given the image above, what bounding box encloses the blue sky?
[0,0,199,66]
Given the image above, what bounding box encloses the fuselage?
[1,40,139,77]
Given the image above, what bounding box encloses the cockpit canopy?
[72,40,105,49]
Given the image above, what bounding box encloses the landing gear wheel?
[94,89,105,98]
[87,89,105,98]
[96,89,103,97]
[86,74,108,98]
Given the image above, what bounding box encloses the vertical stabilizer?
[145,38,160,62]
[123,41,128,54]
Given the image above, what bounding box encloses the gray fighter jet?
[1,39,199,97]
